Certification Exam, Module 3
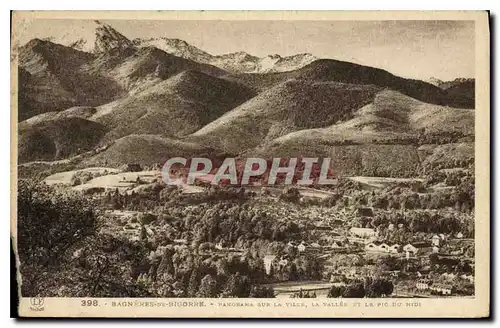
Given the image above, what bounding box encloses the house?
[278,257,289,267]
[215,240,227,250]
[388,223,395,231]
[306,242,321,254]
[403,243,418,255]
[365,241,389,253]
[404,242,432,256]
[365,242,378,252]
[430,284,453,295]
[263,255,277,275]
[345,268,361,279]
[298,241,308,252]
[441,273,457,281]
[456,232,464,239]
[123,163,143,172]
[331,241,345,249]
[460,274,474,283]
[432,246,440,253]
[350,227,377,238]
[413,242,432,253]
[314,225,333,231]
[388,244,401,254]
[416,279,431,291]
[431,235,440,246]
[388,270,401,278]
[194,174,216,186]
[365,242,400,254]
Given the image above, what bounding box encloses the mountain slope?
[84,134,214,167]
[133,37,213,63]
[90,46,226,92]
[21,106,98,126]
[19,117,108,163]
[442,79,475,108]
[250,90,474,176]
[93,70,255,143]
[190,80,382,154]
[227,59,471,109]
[17,67,75,120]
[18,36,228,120]
[258,89,474,149]
[133,38,318,73]
[18,39,123,119]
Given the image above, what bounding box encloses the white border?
[4,1,497,326]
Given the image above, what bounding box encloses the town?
[21,161,474,299]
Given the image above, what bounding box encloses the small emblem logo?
[29,297,44,311]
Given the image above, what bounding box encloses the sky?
[17,19,475,81]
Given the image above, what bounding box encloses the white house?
[416,279,431,291]
[365,243,378,252]
[456,232,464,239]
[431,235,440,246]
[365,242,393,253]
[441,273,457,281]
[460,274,474,283]
[403,243,418,254]
[404,243,432,257]
[430,284,453,295]
[350,227,377,238]
[388,244,401,254]
[215,240,225,250]
[278,258,289,267]
[263,255,277,275]
[298,241,308,252]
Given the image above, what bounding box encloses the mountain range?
[17,21,475,176]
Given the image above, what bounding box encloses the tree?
[140,225,147,241]
[343,282,365,298]
[249,285,275,298]
[18,181,98,266]
[187,270,200,297]
[221,274,239,297]
[327,285,346,298]
[197,274,217,298]
[365,278,394,297]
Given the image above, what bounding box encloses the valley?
[16,20,476,300]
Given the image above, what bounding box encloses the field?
[267,281,334,298]
[347,176,424,189]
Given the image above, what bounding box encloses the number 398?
[81,299,98,306]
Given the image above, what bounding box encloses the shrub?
[140,213,157,225]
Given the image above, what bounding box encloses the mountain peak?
[93,22,133,53]
[218,51,259,62]
[40,21,133,54]
[133,37,213,63]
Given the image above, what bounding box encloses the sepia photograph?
[10,10,490,318]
